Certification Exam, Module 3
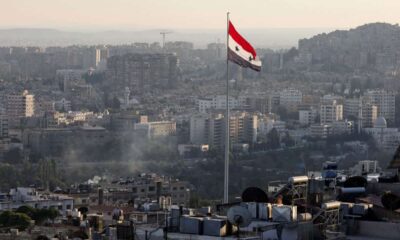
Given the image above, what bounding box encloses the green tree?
[266,128,280,149]
[36,236,50,240]
[78,207,89,215]
[47,208,59,222]
[4,148,23,164]
[112,96,121,109]
[17,206,59,225]
[0,211,31,231]
[282,132,295,147]
[16,206,36,219]
[70,230,89,239]
[33,208,58,224]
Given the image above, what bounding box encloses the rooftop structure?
[0,187,74,216]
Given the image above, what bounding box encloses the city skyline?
[2,0,400,30]
[1,2,400,238]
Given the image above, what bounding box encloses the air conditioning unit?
[246,202,271,220]
[271,205,297,222]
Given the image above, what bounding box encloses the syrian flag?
[228,21,262,72]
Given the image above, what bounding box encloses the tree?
[16,206,36,219]
[266,128,280,149]
[282,132,295,147]
[47,208,59,222]
[0,211,31,231]
[3,148,23,164]
[16,205,58,224]
[33,208,59,224]
[112,96,121,109]
[78,207,88,219]
[36,236,50,240]
[276,106,288,120]
[70,230,89,239]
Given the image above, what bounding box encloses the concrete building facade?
[5,90,35,127]
[320,100,343,124]
[190,112,258,150]
[107,53,178,93]
[279,88,303,112]
[364,90,395,125]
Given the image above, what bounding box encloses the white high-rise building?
[320,100,343,124]
[197,95,246,113]
[364,90,395,125]
[189,112,258,150]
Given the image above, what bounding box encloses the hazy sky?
[1,0,400,30]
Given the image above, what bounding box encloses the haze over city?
[1,0,400,48]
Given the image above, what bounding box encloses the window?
[66,205,71,210]
[132,187,137,193]
[148,186,155,191]
[141,188,145,193]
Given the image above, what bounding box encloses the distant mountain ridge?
[297,22,400,72]
[0,27,334,49]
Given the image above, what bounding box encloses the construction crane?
[160,31,173,49]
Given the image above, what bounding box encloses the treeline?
[0,158,66,192]
[0,205,58,231]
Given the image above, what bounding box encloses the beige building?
[320,100,343,124]
[364,89,395,125]
[190,112,258,150]
[5,90,35,127]
[362,103,378,128]
[134,120,176,139]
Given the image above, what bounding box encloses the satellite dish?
[227,206,252,228]
[242,187,269,203]
[343,176,367,188]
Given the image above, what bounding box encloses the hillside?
[298,23,400,72]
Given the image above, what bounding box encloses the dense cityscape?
[1,1,400,239]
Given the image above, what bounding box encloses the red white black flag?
[228,21,261,72]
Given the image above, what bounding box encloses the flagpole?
[224,12,230,204]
